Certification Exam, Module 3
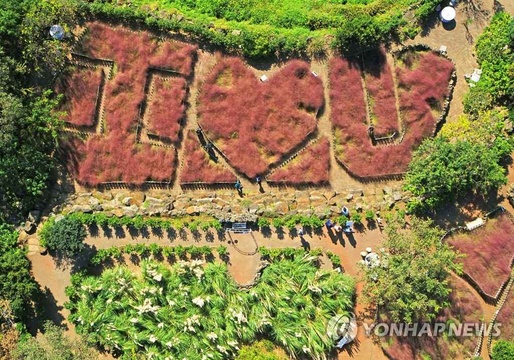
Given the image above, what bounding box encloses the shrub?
[198,58,323,178]
[40,217,87,258]
[350,213,362,225]
[492,341,514,360]
[216,245,228,256]
[257,217,270,228]
[365,210,375,221]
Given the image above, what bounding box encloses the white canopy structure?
[440,7,456,22]
[49,25,65,40]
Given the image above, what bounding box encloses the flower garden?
[56,65,104,128]
[198,58,324,179]
[330,48,454,179]
[56,22,455,187]
[62,22,196,186]
[447,213,514,298]
[66,252,355,360]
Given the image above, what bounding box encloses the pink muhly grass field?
[382,276,483,360]
[61,22,196,186]
[267,137,330,184]
[147,77,187,142]
[448,213,514,297]
[362,48,398,137]
[198,58,323,178]
[57,66,102,127]
[180,131,236,184]
[330,50,453,178]
[496,285,514,340]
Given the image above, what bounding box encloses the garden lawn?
[267,137,329,185]
[447,213,514,297]
[66,253,355,360]
[198,58,323,178]
[381,276,483,360]
[180,130,236,184]
[330,49,453,178]
[61,22,196,186]
[56,65,103,127]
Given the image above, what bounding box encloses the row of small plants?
[89,243,228,266]
[258,247,341,267]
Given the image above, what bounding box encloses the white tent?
[50,25,64,40]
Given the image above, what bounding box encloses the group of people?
[235,176,262,195]
[325,206,353,233]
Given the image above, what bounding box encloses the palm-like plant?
[66,253,355,359]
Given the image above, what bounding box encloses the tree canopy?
[40,217,87,259]
[362,216,461,323]
[491,340,514,360]
[405,109,512,213]
[0,223,40,322]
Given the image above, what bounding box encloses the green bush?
[40,217,87,258]
[365,210,375,221]
[492,340,514,360]
[257,217,271,228]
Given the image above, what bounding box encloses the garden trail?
[404,0,513,123]
[28,225,388,360]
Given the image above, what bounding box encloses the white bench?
[227,222,250,234]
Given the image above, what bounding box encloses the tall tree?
[362,216,462,323]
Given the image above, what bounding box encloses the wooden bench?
[227,222,250,234]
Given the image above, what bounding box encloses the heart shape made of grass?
[198,58,324,178]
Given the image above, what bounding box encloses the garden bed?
[146,75,187,142]
[381,276,483,360]
[447,213,514,298]
[198,58,323,178]
[330,49,453,179]
[59,22,196,186]
[267,137,330,185]
[180,130,236,184]
[55,65,103,127]
[66,252,355,359]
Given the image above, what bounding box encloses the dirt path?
[28,224,387,359]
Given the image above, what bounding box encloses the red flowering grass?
[60,22,196,185]
[180,130,236,184]
[382,276,483,360]
[330,50,453,178]
[56,66,102,127]
[198,58,323,178]
[147,77,187,142]
[267,137,329,184]
[447,214,514,297]
[496,286,514,341]
[362,48,398,137]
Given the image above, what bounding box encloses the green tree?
[40,217,87,258]
[0,90,62,221]
[362,216,461,323]
[464,12,514,116]
[404,134,510,213]
[491,340,514,360]
[13,321,97,360]
[0,223,40,321]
